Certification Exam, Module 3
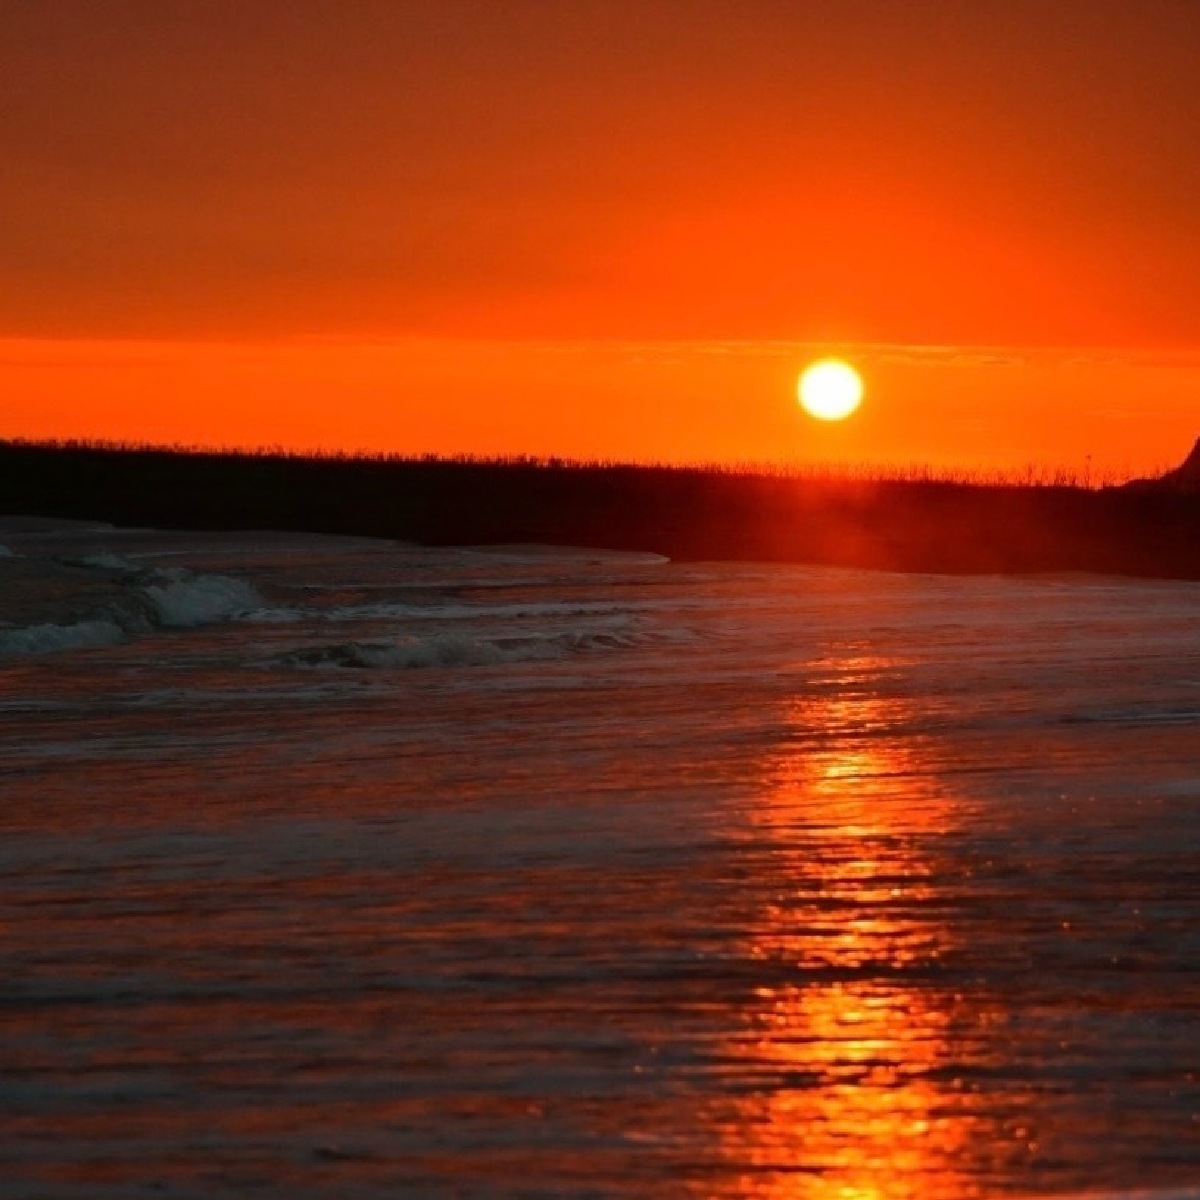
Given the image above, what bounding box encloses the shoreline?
[2,440,1198,582]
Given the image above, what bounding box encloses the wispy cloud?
[527,339,1200,370]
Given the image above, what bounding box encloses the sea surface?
[1,517,1199,1200]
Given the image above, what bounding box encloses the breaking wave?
[280,630,641,670]
[0,618,127,655]
[140,569,262,628]
[0,560,264,657]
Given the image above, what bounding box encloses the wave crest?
[280,629,640,670]
[0,618,127,655]
[0,560,264,656]
[140,569,262,628]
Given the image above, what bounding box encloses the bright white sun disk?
[798,359,863,421]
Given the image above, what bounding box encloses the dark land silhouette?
[1,438,1198,580]
[1135,435,1200,493]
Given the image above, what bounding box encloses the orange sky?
[3,2,1199,473]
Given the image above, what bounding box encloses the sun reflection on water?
[716,662,981,1199]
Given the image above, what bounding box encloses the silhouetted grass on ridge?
[0,437,1195,579]
[0,436,1127,489]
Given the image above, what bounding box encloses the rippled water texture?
[1,519,1199,1199]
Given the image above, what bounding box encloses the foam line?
[0,618,126,655]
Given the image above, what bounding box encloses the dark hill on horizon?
[1,439,1197,581]
[1144,435,1200,492]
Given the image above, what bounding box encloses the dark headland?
[1,438,1198,581]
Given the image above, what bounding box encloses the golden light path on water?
[714,659,987,1200]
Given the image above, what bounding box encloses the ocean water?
[2,517,1199,1200]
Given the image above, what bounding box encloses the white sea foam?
[140,569,263,628]
[0,618,126,655]
[0,543,13,558]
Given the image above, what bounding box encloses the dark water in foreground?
[1,519,1199,1199]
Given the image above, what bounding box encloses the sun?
[798,359,863,421]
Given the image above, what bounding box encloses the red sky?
[3,1,1199,472]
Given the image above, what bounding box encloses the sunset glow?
[2,4,1198,472]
